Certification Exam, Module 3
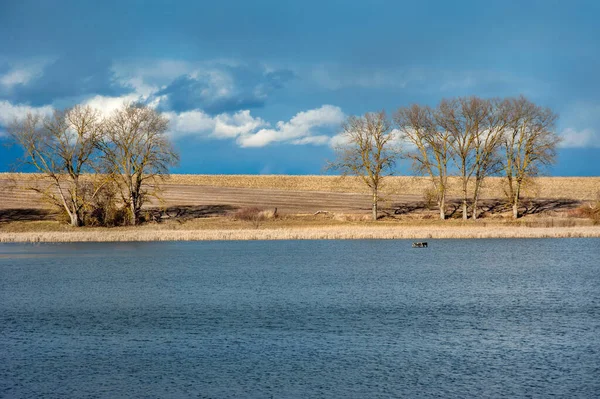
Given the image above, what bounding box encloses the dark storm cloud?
[155,66,295,114]
[0,56,129,106]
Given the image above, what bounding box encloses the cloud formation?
[155,64,295,114]
[167,105,344,148]
[0,100,53,127]
[0,56,127,106]
[559,128,600,148]
[238,105,344,147]
[166,109,267,140]
[1,65,44,88]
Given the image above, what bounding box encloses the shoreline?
[1,225,599,243]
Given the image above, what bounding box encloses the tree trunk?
[461,180,468,220]
[130,198,138,226]
[512,183,521,219]
[372,189,378,221]
[438,195,446,220]
[472,193,479,220]
[68,210,81,227]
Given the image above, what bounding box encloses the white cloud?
[1,69,35,87]
[328,132,350,148]
[237,105,344,147]
[190,69,236,100]
[83,93,144,116]
[328,127,408,150]
[165,104,344,148]
[0,59,51,88]
[165,109,267,140]
[213,110,266,138]
[559,128,600,148]
[291,135,331,145]
[0,100,53,126]
[118,76,158,98]
[167,109,215,135]
[112,59,192,87]
[560,102,600,149]
[111,59,259,101]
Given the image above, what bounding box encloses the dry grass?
[1,215,599,242]
[569,202,600,225]
[1,224,599,242]
[332,213,372,222]
[230,207,278,227]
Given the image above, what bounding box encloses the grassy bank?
[1,221,599,242]
[1,173,598,242]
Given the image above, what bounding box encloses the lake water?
[1,239,599,398]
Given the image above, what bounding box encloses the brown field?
[0,173,599,241]
[166,174,600,200]
[4,173,600,199]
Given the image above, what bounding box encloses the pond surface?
[1,239,599,398]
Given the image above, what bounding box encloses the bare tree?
[437,98,481,219]
[99,103,179,225]
[8,106,103,226]
[394,104,452,220]
[470,98,509,219]
[435,96,509,220]
[327,111,400,221]
[502,96,560,219]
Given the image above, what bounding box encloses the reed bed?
[1,225,599,243]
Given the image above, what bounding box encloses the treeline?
[8,103,179,227]
[8,95,561,227]
[330,96,560,220]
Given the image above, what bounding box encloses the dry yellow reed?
[1,225,599,243]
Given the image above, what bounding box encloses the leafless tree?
[436,96,509,220]
[470,98,509,219]
[8,106,103,226]
[327,111,400,221]
[394,104,452,220]
[437,98,481,219]
[502,96,560,218]
[99,103,179,225]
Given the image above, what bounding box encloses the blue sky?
[1,0,599,175]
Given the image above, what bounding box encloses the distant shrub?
[233,207,277,227]
[422,187,437,210]
[84,183,128,227]
[569,192,600,225]
[332,213,371,222]
[579,204,600,225]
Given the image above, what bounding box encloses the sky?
[0,0,599,175]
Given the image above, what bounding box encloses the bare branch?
[7,106,102,226]
[98,102,179,225]
[327,111,401,221]
[501,96,560,218]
